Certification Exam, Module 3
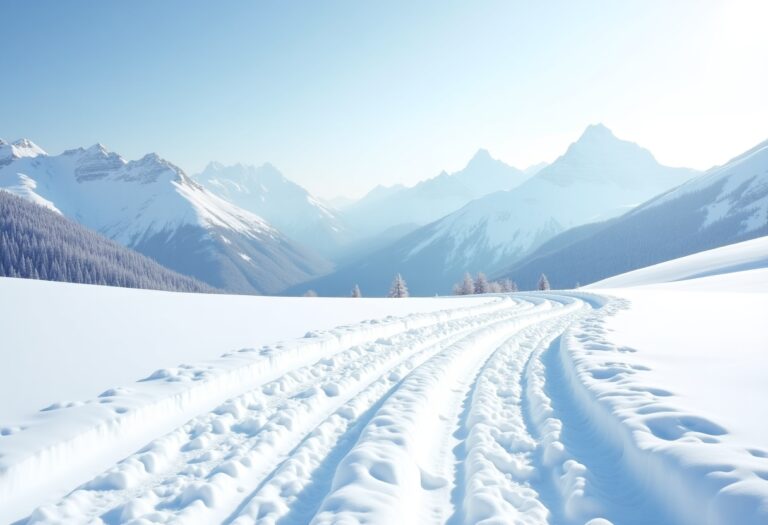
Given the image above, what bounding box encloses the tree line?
[0,191,213,292]
[303,271,552,299]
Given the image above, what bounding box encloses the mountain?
[522,161,548,177]
[342,149,530,238]
[195,162,351,260]
[288,124,697,296]
[0,190,213,292]
[0,140,332,293]
[494,137,768,289]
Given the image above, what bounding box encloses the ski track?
[12,290,761,524]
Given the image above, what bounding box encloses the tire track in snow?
[3,296,512,523]
[309,296,581,525]
[516,293,676,525]
[218,299,548,525]
[24,298,533,524]
[447,301,586,525]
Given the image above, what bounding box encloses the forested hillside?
[0,191,213,292]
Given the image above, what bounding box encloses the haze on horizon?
[1,0,766,199]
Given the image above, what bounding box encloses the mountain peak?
[577,123,616,142]
[466,148,495,167]
[2,138,47,160]
[87,142,108,152]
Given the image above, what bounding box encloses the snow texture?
[1,241,766,524]
[0,141,331,293]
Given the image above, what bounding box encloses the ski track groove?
[309,295,583,525]
[24,297,538,524]
[21,293,690,525]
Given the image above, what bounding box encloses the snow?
[589,235,768,288]
[0,142,277,246]
[402,124,697,273]
[194,162,349,256]
[0,278,484,424]
[642,138,768,235]
[2,240,767,524]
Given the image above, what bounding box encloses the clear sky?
[1,0,766,198]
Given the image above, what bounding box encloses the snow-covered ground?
[589,236,768,288]
[0,278,486,423]
[1,241,766,524]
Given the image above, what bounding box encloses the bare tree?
[537,273,550,291]
[474,272,490,294]
[501,278,518,293]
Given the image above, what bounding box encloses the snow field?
[1,295,510,524]
[4,269,767,524]
[558,298,768,525]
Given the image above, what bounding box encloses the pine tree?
[538,273,550,291]
[488,281,502,293]
[351,284,362,298]
[474,272,489,294]
[388,273,409,298]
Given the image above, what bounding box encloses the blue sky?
[2,0,766,198]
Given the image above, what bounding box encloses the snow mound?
[590,236,768,288]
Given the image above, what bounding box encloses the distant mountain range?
[0,190,212,292]
[342,149,531,239]
[195,162,351,260]
[0,139,331,293]
[2,126,764,297]
[494,137,768,289]
[292,124,698,296]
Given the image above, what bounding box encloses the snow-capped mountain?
[342,149,530,238]
[0,191,213,292]
[0,140,332,293]
[495,136,768,289]
[195,162,350,260]
[290,124,697,296]
[0,138,46,167]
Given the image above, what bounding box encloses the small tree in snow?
[461,272,475,295]
[388,274,409,298]
[474,272,490,294]
[501,278,518,293]
[488,281,502,293]
[537,273,550,291]
[303,289,318,297]
[351,284,362,298]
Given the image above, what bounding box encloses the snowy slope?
[496,137,768,290]
[343,149,530,239]
[294,125,697,296]
[0,140,331,293]
[2,251,766,523]
[195,162,351,260]
[0,191,212,292]
[402,124,697,272]
[589,236,768,288]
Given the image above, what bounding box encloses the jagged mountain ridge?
[195,162,350,260]
[287,124,698,296]
[0,139,332,293]
[495,137,768,289]
[342,149,531,238]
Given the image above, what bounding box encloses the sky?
[1,0,766,199]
